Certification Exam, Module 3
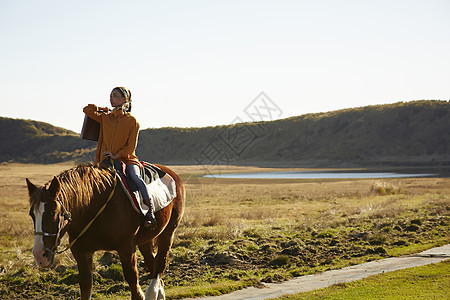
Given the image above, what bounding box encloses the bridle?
[34,198,72,256]
[33,172,118,256]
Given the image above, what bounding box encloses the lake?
[203,170,438,179]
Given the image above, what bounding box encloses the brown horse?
[26,163,185,300]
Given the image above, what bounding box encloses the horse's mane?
[42,163,115,209]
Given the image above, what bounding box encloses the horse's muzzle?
[33,246,55,268]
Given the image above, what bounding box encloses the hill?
[0,118,95,163]
[137,100,449,167]
[1,100,449,166]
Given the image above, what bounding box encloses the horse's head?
[26,176,70,268]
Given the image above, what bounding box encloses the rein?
[34,169,118,255]
[55,172,117,254]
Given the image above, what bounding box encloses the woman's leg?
[126,164,150,199]
[126,164,157,228]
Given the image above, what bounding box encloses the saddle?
[102,159,176,214]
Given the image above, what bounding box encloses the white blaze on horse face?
[32,202,50,267]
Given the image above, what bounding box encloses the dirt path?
[188,244,450,300]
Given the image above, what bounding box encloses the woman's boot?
[143,199,157,229]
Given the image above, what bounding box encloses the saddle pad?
[117,166,176,214]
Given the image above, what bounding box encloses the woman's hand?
[103,151,121,160]
[97,106,109,112]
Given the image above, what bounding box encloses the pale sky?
[1,0,449,133]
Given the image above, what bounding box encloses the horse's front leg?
[138,242,155,277]
[145,226,177,300]
[118,245,145,300]
[72,249,94,300]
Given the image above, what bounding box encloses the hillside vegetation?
[0,118,95,163]
[138,100,449,166]
[1,100,449,166]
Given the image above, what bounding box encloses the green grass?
[277,260,450,299]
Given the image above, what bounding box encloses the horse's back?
[154,164,185,205]
[134,164,185,245]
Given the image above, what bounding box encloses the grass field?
[0,162,449,299]
[277,260,450,300]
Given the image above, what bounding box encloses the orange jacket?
[83,104,141,167]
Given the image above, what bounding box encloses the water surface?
[204,171,437,179]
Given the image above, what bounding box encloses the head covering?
[114,87,132,112]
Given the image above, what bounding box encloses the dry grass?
[0,163,78,273]
[177,173,450,239]
[0,162,449,299]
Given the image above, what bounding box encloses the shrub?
[317,230,335,239]
[405,224,420,232]
[368,234,387,245]
[370,181,401,195]
[269,255,290,267]
[411,218,422,225]
[59,269,78,285]
[98,264,123,281]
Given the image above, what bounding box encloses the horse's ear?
[47,176,61,199]
[26,178,38,197]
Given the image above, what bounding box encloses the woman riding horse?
[27,87,185,299]
[83,86,156,228]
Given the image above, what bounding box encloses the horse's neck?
[62,180,114,220]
